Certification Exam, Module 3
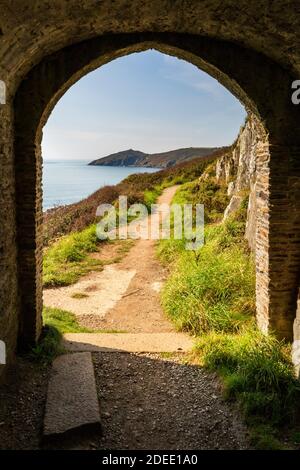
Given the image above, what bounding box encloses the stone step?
[43,352,101,438]
[63,332,194,353]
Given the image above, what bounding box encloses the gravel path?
[0,352,250,450]
[42,352,249,450]
[92,353,249,450]
[0,186,250,450]
[43,187,178,333]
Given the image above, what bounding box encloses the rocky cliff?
[214,114,263,252]
[89,147,222,168]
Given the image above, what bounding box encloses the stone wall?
[0,103,19,382]
[215,115,300,372]
[215,114,265,253]
[0,1,300,382]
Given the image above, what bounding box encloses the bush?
[43,149,224,245]
[43,185,119,245]
[29,325,63,364]
[172,174,229,223]
[158,174,300,448]
[194,329,300,425]
[161,220,255,335]
[43,224,103,287]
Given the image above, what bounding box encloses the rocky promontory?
[88,147,222,168]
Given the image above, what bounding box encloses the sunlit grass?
[43,224,103,287]
[160,218,255,335]
[43,306,127,334]
[158,177,300,449]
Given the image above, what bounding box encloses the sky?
[42,50,246,161]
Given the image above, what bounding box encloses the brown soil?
[0,186,252,450]
[44,186,178,332]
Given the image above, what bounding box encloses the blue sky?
[42,50,246,161]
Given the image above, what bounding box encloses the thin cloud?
[161,54,225,100]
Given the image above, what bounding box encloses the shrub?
[43,149,224,245]
[194,329,300,425]
[161,220,255,335]
[29,325,63,364]
[171,174,229,223]
[43,224,103,287]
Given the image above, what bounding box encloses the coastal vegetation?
[157,171,300,449]
[43,149,224,246]
[41,147,300,448]
[88,146,221,168]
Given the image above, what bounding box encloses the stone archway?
[13,32,300,349]
[0,2,299,375]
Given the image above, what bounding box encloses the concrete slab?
[44,352,100,437]
[63,332,194,353]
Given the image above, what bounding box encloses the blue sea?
[43,160,159,210]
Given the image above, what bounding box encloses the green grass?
[29,305,128,364]
[157,174,300,449]
[172,173,229,223]
[43,306,127,334]
[43,224,103,287]
[29,306,94,363]
[43,306,94,333]
[194,329,300,424]
[43,177,170,289]
[71,292,89,299]
[29,325,63,364]
[43,150,221,245]
[160,219,255,335]
[249,424,287,450]
[144,185,163,209]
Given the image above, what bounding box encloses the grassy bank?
[157,173,300,449]
[29,307,94,363]
[43,149,225,246]
[30,305,128,363]
[193,330,300,449]
[43,152,220,287]
[43,224,103,287]
[43,223,133,287]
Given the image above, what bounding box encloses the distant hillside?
[44,147,229,245]
[88,147,222,168]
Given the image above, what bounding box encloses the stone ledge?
[43,352,101,437]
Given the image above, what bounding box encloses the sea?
[43,160,159,211]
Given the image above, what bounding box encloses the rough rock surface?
[223,195,243,221]
[216,114,262,252]
[63,332,194,353]
[43,352,101,437]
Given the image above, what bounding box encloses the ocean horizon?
[43,159,159,210]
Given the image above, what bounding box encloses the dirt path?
[0,352,250,450]
[91,352,249,450]
[43,186,179,332]
[0,185,251,450]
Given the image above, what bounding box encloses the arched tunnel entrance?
[10,32,300,361]
[0,2,300,451]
